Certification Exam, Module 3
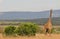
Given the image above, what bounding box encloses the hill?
[0,9,60,19]
[0,10,60,25]
[0,17,60,25]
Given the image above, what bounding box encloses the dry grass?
[0,26,60,39]
[0,34,60,39]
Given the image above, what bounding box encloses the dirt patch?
[0,34,60,39]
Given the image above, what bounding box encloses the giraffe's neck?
[45,9,52,27]
[44,9,53,29]
[47,9,52,24]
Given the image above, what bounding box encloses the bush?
[0,26,4,33]
[51,28,56,33]
[4,26,16,36]
[15,22,39,36]
[55,28,60,34]
[57,28,60,31]
[38,27,43,33]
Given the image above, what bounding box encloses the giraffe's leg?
[49,29,52,34]
[43,28,46,34]
[45,28,49,35]
[43,28,46,35]
[48,29,52,36]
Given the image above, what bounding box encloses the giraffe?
[43,9,53,34]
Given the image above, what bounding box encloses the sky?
[0,0,60,19]
[0,0,60,12]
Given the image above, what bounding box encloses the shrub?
[0,26,4,33]
[15,22,39,36]
[51,28,56,33]
[38,27,43,33]
[56,28,60,34]
[57,28,60,31]
[4,26,16,36]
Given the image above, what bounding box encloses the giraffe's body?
[43,9,52,34]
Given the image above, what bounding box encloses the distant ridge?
[0,10,60,25]
[0,9,60,20]
[0,17,60,25]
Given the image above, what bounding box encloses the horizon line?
[0,9,60,12]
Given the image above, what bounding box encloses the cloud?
[0,0,3,3]
[0,0,59,12]
[2,0,60,12]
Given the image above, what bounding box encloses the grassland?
[0,34,60,39]
[0,25,60,39]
